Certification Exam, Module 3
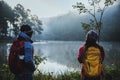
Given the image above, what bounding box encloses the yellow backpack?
[83,46,103,77]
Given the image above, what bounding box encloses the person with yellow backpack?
[78,30,105,80]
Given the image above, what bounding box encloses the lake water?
[1,41,120,74]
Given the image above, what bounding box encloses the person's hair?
[86,30,98,42]
[84,30,99,50]
[20,25,33,37]
[20,25,32,32]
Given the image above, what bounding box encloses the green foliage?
[73,0,117,41]
[56,71,80,80]
[0,56,46,80]
[81,22,91,33]
[14,4,43,36]
[0,1,14,37]
[1,62,120,80]
[0,1,43,38]
[104,64,120,80]
[34,71,81,80]
[0,64,14,80]
[34,56,46,67]
[105,0,117,6]
[0,55,81,80]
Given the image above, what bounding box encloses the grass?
[0,63,120,80]
[34,70,80,80]
[0,56,120,80]
[0,63,80,80]
[104,64,120,80]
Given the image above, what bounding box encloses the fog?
[39,4,120,41]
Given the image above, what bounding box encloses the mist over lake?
[0,1,120,76]
[2,41,119,74]
[38,4,120,41]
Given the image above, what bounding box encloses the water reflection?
[1,41,120,74]
[34,41,120,74]
[0,43,7,64]
[38,60,76,75]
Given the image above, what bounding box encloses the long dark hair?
[84,30,100,51]
[84,40,100,51]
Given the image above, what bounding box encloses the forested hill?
[39,4,120,41]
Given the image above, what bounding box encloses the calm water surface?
[1,41,120,74]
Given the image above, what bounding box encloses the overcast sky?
[4,0,83,18]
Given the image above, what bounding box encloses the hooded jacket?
[18,32,35,73]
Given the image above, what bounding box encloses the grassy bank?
[0,63,120,80]
[34,70,80,80]
[0,63,80,80]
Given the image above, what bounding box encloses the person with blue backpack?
[78,30,105,80]
[8,25,35,80]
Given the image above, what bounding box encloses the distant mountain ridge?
[39,4,120,41]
